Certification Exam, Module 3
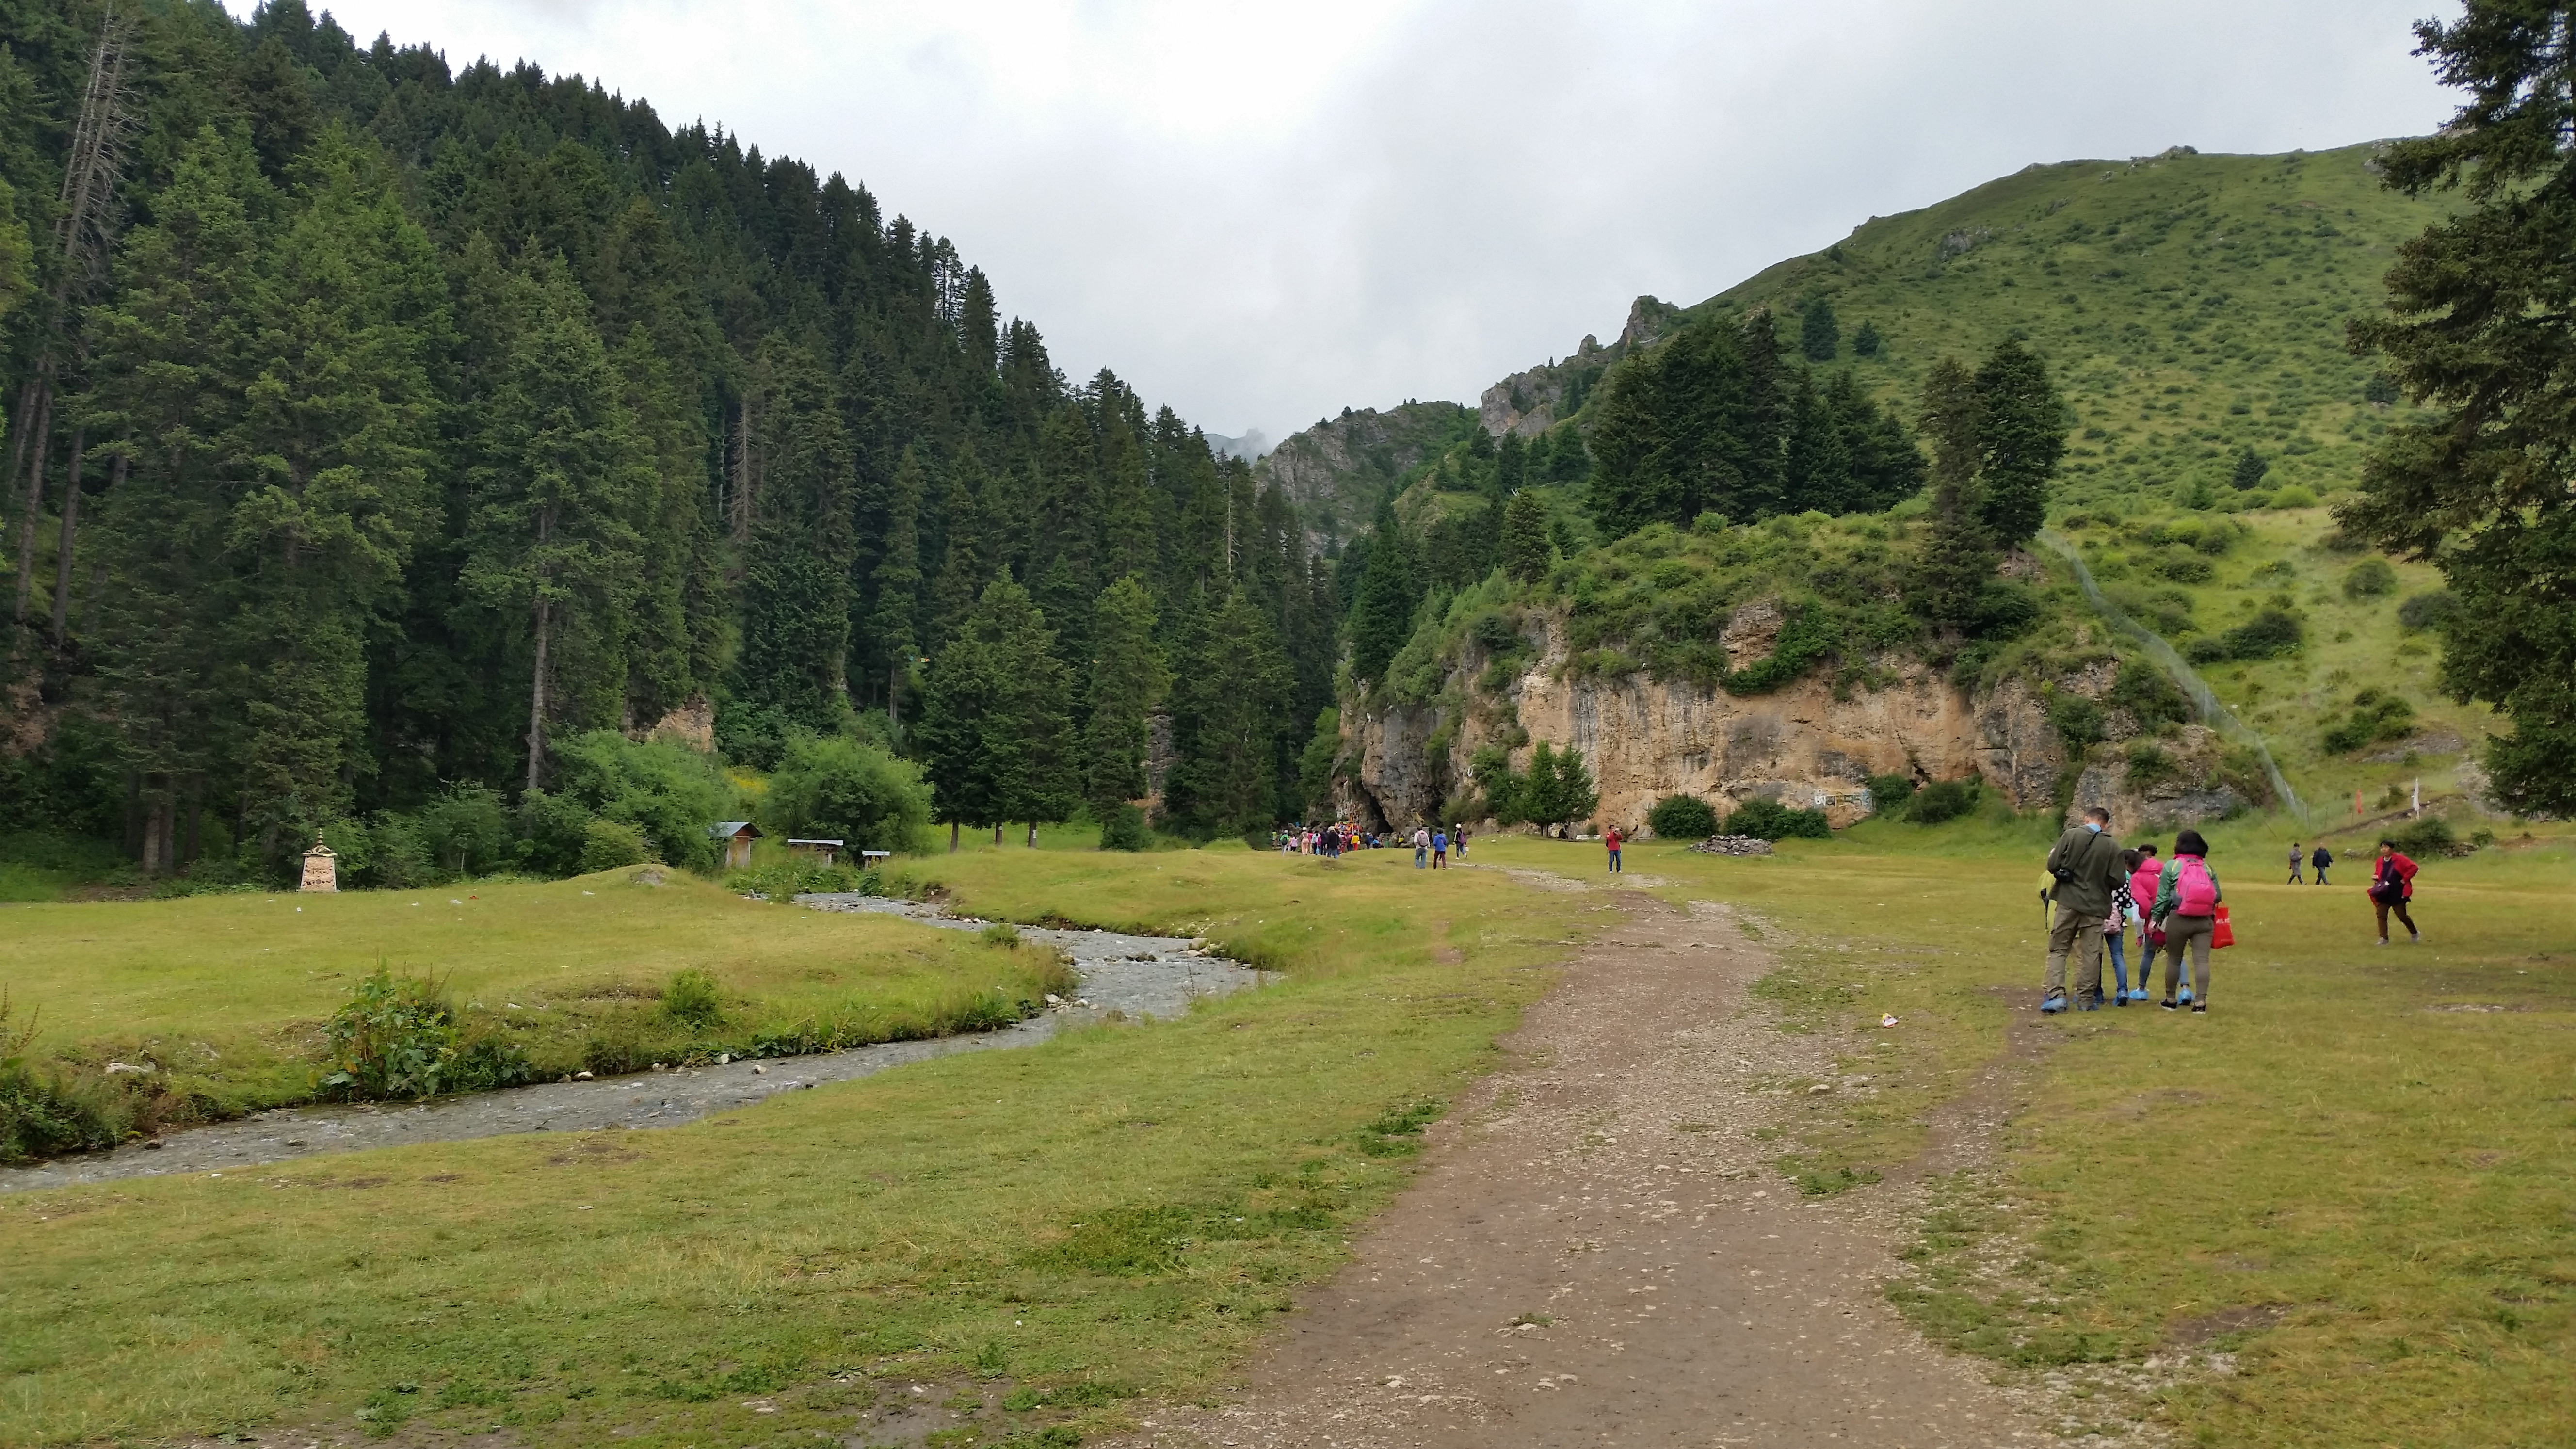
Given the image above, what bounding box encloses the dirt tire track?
[1122,889,2054,1449]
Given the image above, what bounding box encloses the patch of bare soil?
[1120,891,2056,1449]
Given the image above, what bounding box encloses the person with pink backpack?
[2149,829,2223,1013]
[2125,844,2162,1002]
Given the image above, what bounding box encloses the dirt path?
[1126,886,2051,1449]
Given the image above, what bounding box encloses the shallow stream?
[0,895,1264,1194]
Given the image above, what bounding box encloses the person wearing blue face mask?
[2040,805,2125,1014]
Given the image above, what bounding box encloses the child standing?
[2126,844,2162,1000]
[1431,827,1448,869]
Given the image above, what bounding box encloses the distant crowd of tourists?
[2041,808,2424,1014]
[1277,822,1474,867]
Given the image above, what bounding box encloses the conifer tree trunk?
[12,384,54,625]
[48,431,84,643]
[525,508,556,792]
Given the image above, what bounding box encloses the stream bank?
[0,897,1264,1194]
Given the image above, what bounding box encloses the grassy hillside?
[1688,141,2447,510]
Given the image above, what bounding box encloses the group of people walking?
[2042,808,2426,1014]
[1279,821,1471,868]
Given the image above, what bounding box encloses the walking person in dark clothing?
[2311,844,2333,885]
[2370,839,2420,944]
[2041,807,2125,1013]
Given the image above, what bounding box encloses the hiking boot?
[2191,1003,2207,1014]
[2159,998,2179,1011]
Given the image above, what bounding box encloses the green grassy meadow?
[1523,815,2576,1449]
[1,868,1067,1125]
[0,844,1598,1448]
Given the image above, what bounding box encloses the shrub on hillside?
[2124,741,2180,791]
[2109,659,2190,729]
[1723,798,1831,840]
[2343,558,2398,599]
[2188,608,2304,664]
[2047,693,2106,749]
[1905,778,1981,824]
[2383,815,2465,857]
[1645,793,1719,840]
[2322,690,2415,753]
[2160,548,2215,584]
[2396,590,2459,633]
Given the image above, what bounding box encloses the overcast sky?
[250,0,2458,448]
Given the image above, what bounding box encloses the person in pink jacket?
[2124,844,2162,1003]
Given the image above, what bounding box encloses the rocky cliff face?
[1253,402,1473,548]
[1335,605,2067,834]
[2064,724,2246,834]
[1476,296,1681,439]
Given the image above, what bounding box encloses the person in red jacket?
[2370,839,2421,944]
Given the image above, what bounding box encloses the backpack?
[2174,856,2218,915]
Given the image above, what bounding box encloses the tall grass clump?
[0,991,137,1161]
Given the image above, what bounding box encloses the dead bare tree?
[11,3,138,637]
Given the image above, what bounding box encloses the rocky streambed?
[0,896,1265,1194]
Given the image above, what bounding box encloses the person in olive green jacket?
[2041,806,2126,1013]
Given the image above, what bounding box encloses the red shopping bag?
[2210,904,2236,950]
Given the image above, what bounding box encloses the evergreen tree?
[925,442,987,648]
[870,445,927,727]
[1910,357,1994,631]
[1970,339,2066,547]
[1496,429,1526,496]
[1516,741,1597,836]
[2345,0,2576,813]
[1799,296,1839,361]
[1851,320,1884,358]
[223,131,446,853]
[2230,448,2271,492]
[916,577,1079,848]
[1163,587,1290,836]
[1095,383,1156,585]
[460,253,651,791]
[1082,575,1165,819]
[1501,487,1553,583]
[735,338,857,727]
[1346,496,1422,685]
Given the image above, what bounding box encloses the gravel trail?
[1121,885,2051,1449]
[0,896,1263,1195]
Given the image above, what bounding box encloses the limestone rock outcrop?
[2063,725,2245,833]
[1334,606,2067,835]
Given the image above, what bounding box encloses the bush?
[1970,581,2042,641]
[2384,815,2461,857]
[2109,658,2190,728]
[2397,590,2459,633]
[2047,693,2105,749]
[1906,778,1981,824]
[2124,741,2179,791]
[761,733,934,856]
[982,923,1023,950]
[580,819,655,872]
[2222,607,2304,659]
[662,969,724,1030]
[1645,793,1719,840]
[319,969,461,1101]
[2267,484,2318,509]
[714,698,793,771]
[550,731,742,872]
[1,992,137,1162]
[1099,803,1154,852]
[2160,549,2215,583]
[513,789,595,877]
[1723,797,1831,840]
[2322,690,2415,753]
[2342,558,2398,599]
[1866,774,1918,811]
